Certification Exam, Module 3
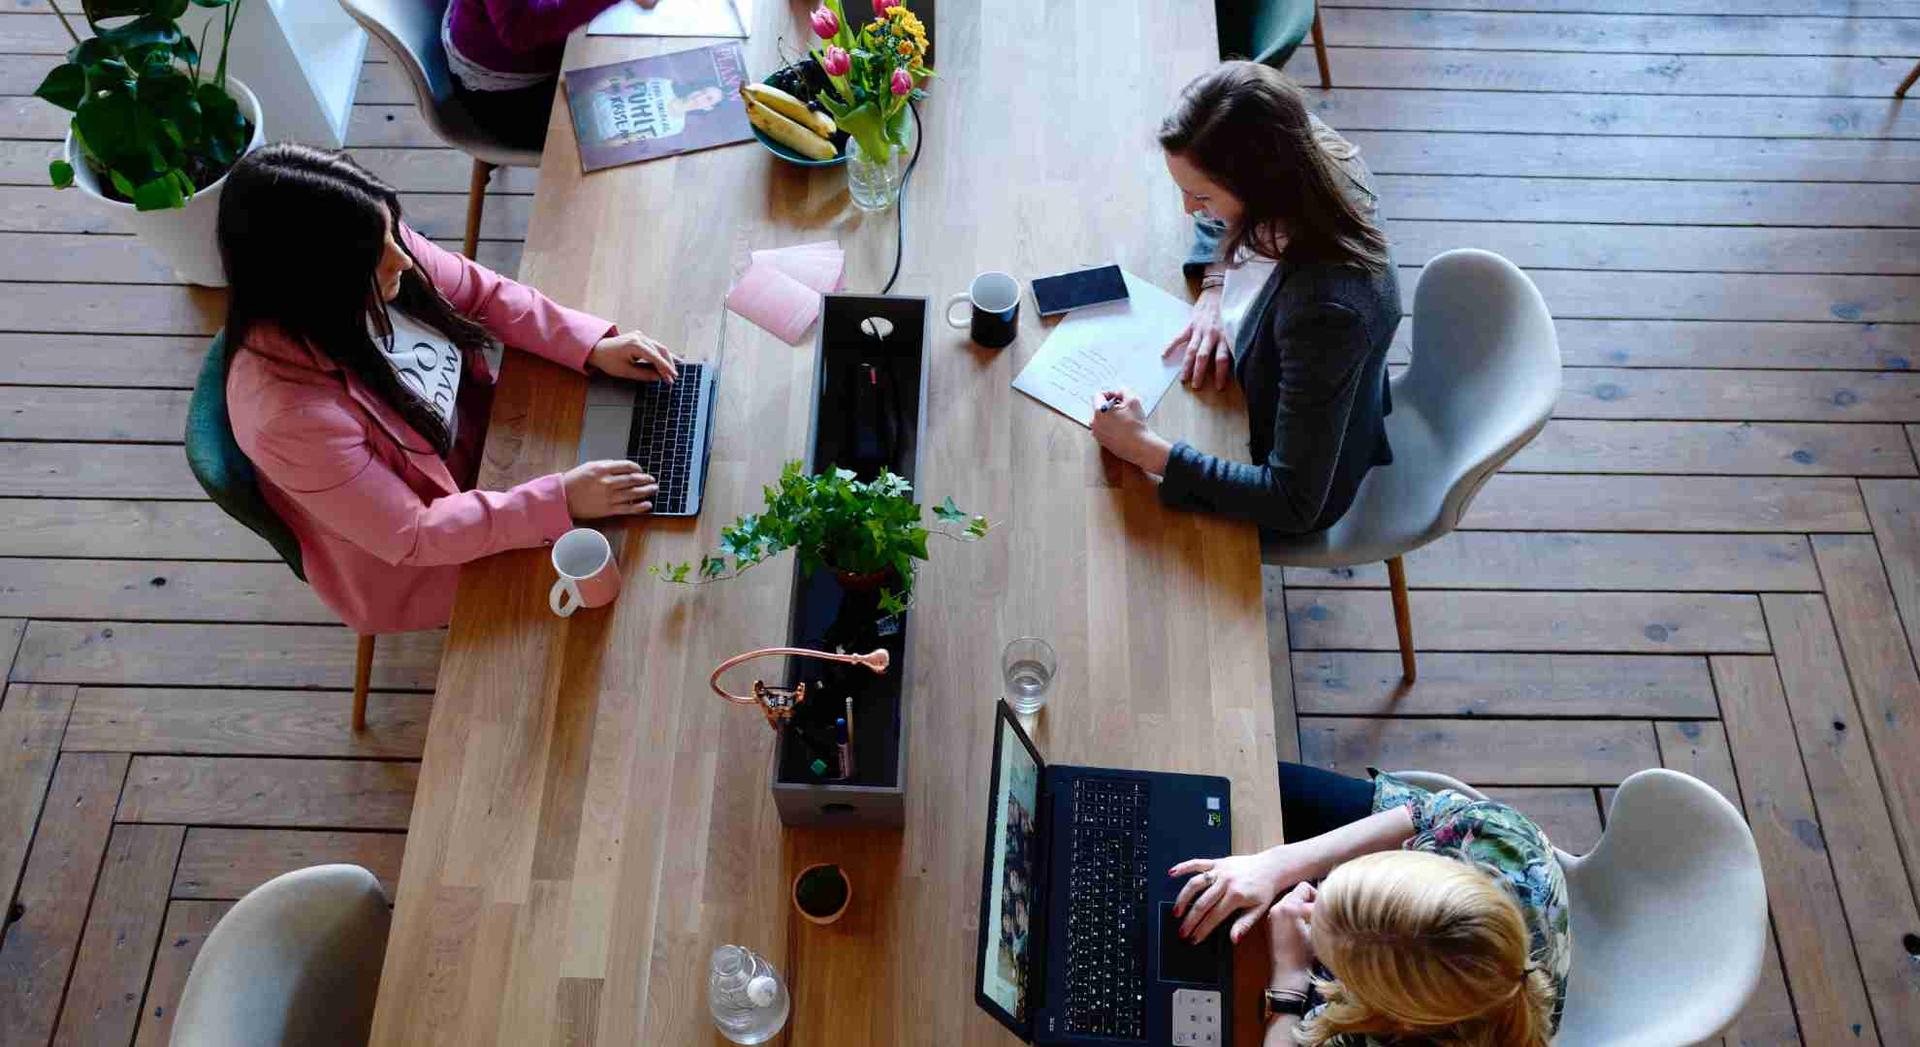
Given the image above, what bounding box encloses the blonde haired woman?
[1170,768,1570,1045]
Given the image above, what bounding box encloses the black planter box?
[770,295,929,828]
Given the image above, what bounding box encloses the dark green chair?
[186,331,376,730]
[1216,0,1331,89]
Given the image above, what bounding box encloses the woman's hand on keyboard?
[565,460,657,519]
[1169,844,1314,944]
[588,331,680,384]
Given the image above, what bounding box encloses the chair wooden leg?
[1386,556,1415,683]
[1900,59,1920,99]
[352,634,375,732]
[1309,9,1332,90]
[463,159,495,260]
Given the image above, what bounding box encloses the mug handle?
[945,293,972,329]
[549,577,582,618]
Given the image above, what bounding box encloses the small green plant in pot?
[652,460,989,616]
[36,0,261,284]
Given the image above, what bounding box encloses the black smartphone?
[1030,265,1129,317]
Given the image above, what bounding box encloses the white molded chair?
[1392,769,1769,1046]
[1270,249,1561,682]
[170,865,391,1047]
[336,0,543,259]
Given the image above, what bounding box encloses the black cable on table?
[879,101,923,296]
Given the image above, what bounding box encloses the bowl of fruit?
[742,60,847,166]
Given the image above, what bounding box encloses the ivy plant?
[36,0,253,211]
[652,460,990,616]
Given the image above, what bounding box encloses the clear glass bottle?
[709,944,790,1044]
[845,117,916,213]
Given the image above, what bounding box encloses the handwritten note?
[1011,270,1191,427]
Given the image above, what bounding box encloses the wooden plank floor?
[0,5,1916,1044]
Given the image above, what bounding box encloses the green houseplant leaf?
[33,63,86,111]
[48,159,74,188]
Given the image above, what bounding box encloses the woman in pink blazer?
[220,144,673,634]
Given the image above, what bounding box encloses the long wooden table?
[368,3,1281,1043]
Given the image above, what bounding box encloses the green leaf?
[669,564,691,583]
[108,168,136,198]
[96,13,182,51]
[48,159,74,188]
[33,63,87,111]
[131,170,185,210]
[966,516,990,539]
[878,589,906,616]
[931,495,965,524]
[700,556,728,579]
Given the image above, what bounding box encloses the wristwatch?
[1262,987,1311,1020]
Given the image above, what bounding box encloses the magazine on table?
[563,42,754,172]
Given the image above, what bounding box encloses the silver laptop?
[577,358,720,518]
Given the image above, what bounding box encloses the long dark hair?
[1158,62,1389,272]
[218,143,490,456]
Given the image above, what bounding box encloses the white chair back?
[1385,768,1768,1045]
[337,0,452,104]
[1396,248,1561,533]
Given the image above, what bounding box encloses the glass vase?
[845,120,914,213]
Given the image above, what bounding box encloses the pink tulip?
[809,5,838,38]
[873,0,898,16]
[890,67,913,95]
[821,46,851,77]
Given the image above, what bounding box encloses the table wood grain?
[368,3,1281,1043]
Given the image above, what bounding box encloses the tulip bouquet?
[807,0,932,167]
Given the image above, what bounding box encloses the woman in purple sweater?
[442,0,657,148]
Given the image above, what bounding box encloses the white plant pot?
[63,76,263,288]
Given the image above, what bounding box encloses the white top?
[373,308,462,430]
[1215,117,1380,355]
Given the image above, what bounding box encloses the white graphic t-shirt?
[373,309,461,431]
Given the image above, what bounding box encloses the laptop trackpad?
[1158,903,1226,987]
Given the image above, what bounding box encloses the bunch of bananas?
[741,83,839,162]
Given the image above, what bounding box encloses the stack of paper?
[1011,270,1191,427]
[725,241,844,345]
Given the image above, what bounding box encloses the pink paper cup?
[549,528,621,617]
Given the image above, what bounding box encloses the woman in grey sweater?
[1090,62,1400,535]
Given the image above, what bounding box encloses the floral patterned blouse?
[1307,772,1573,1043]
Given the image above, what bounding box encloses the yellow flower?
[896,40,914,56]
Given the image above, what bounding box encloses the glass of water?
[1002,637,1056,716]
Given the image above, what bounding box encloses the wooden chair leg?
[1900,59,1920,99]
[1386,556,1415,683]
[352,634,375,732]
[463,159,495,260]
[1309,8,1332,90]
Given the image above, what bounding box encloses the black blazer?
[1159,256,1401,534]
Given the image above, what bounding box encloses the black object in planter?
[771,295,928,828]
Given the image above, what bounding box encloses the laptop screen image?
[977,705,1043,1036]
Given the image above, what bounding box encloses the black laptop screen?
[980,712,1042,1025]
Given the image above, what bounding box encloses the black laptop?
[975,701,1234,1046]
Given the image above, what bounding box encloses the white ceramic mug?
[945,271,1020,349]
[549,528,620,617]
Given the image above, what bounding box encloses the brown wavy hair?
[1158,61,1388,272]
[1301,851,1555,1047]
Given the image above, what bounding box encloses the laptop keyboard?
[1064,776,1151,1040]
[625,361,706,516]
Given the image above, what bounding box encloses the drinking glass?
[1002,638,1056,716]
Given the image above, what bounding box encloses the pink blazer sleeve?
[249,402,573,567]
[400,223,614,373]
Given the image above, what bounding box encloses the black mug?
[945,271,1020,349]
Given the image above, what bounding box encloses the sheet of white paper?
[1011,270,1190,428]
[588,0,749,38]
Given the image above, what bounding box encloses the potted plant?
[37,0,262,286]
[653,460,988,616]
[807,0,932,211]
[792,863,851,925]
